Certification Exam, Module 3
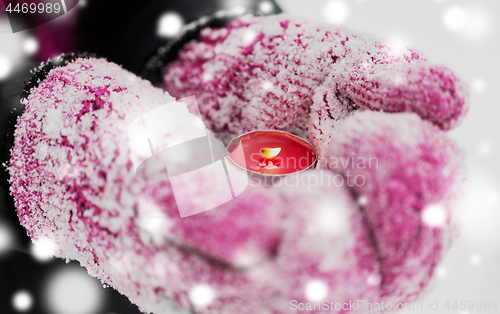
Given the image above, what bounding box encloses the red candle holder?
[227,130,318,176]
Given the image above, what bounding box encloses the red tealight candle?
[227,130,317,175]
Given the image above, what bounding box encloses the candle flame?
[260,147,281,159]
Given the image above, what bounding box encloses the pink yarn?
[162,14,468,155]
[9,14,468,314]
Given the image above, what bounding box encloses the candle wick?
[264,161,279,170]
